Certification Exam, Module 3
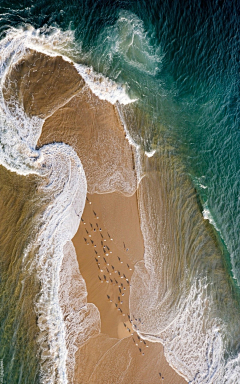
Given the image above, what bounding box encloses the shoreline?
[72,190,187,383]
[3,45,187,383]
[36,49,187,382]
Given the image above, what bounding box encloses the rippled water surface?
[0,0,239,383]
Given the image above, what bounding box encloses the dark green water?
[0,0,239,382]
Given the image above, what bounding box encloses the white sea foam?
[130,249,236,384]
[223,354,240,384]
[131,160,240,384]
[0,31,44,175]
[31,142,89,383]
[59,241,101,383]
[145,149,156,158]
[0,24,140,383]
[2,23,239,384]
[74,64,136,105]
[96,10,163,77]
[203,202,221,233]
[0,26,101,383]
[158,280,225,383]
[193,176,208,191]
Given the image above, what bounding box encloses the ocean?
[0,0,239,383]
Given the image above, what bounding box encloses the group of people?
[82,198,166,380]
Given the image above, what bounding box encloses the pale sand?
[5,49,187,383]
[73,191,144,339]
[72,191,187,383]
[38,86,137,196]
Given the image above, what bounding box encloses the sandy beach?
[5,49,187,383]
[72,190,187,383]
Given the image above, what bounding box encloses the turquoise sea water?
[0,0,239,382]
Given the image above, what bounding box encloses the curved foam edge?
[130,165,240,383]
[3,26,137,107]
[3,24,238,384]
[0,26,138,382]
[59,241,101,383]
[32,142,89,383]
[74,64,137,105]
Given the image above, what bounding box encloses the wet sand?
[38,85,137,196]
[5,49,187,383]
[72,191,187,383]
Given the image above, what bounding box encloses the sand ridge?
[5,48,187,383]
[73,192,187,384]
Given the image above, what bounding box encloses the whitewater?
[0,23,239,384]
[0,26,136,383]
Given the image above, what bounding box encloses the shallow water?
[0,0,239,383]
[0,166,41,383]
